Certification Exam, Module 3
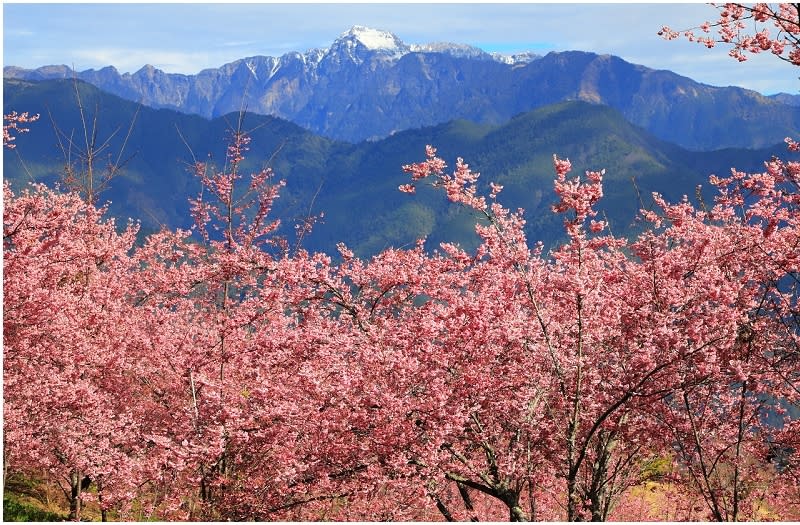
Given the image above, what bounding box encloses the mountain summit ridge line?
[4,25,799,149]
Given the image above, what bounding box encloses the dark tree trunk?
[68,470,83,521]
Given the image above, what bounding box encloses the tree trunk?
[2,437,8,487]
[68,470,82,521]
[567,474,581,521]
[98,477,108,522]
[509,503,528,522]
[588,431,614,522]
[590,493,606,522]
[499,488,529,522]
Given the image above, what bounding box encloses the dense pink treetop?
[3,181,147,519]
[4,113,800,521]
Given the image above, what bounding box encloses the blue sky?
[3,2,798,95]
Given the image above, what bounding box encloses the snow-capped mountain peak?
[325,26,410,65]
[324,26,538,67]
[341,25,404,51]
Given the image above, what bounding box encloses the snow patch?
[245,61,258,80]
[304,48,327,66]
[269,59,280,78]
[491,51,541,65]
[410,42,491,60]
[409,41,540,65]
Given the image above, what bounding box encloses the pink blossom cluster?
[3,111,40,149]
[660,3,800,65]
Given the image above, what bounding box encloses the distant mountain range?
[5,26,799,150]
[4,77,787,257]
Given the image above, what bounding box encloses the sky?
[3,1,799,96]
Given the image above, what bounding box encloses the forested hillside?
[3,78,785,256]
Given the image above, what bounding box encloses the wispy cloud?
[71,48,237,75]
[219,40,259,48]
[5,28,36,38]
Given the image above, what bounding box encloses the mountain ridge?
[6,26,798,150]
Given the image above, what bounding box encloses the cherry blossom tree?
[119,118,363,520]
[349,150,641,520]
[4,109,158,520]
[3,182,145,520]
[631,183,794,521]
[659,4,800,516]
[384,144,800,521]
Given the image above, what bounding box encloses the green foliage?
[3,492,66,522]
[639,455,673,483]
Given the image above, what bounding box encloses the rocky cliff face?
[5,26,798,149]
